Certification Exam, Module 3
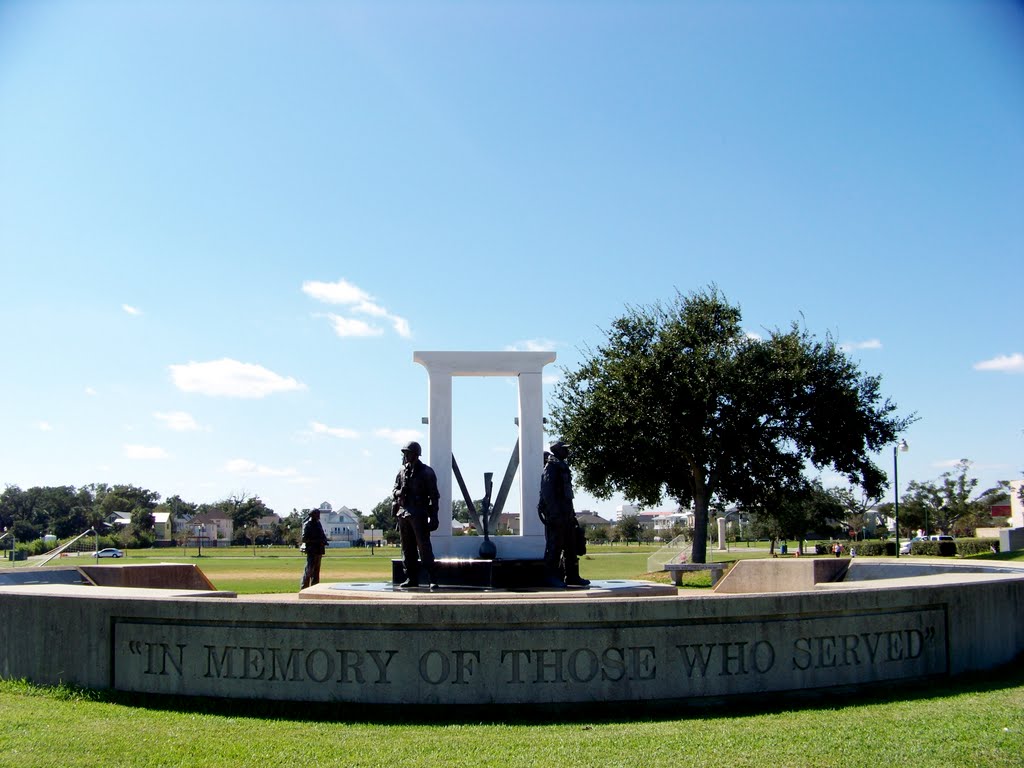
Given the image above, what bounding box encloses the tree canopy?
[748,480,845,553]
[549,287,914,562]
[889,459,994,537]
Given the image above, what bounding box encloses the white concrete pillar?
[517,371,545,538]
[717,517,727,551]
[425,368,453,547]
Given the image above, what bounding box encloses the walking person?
[299,508,329,590]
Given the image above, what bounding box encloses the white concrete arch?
[413,351,556,559]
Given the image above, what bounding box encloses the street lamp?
[893,439,909,558]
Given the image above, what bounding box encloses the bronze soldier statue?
[392,441,440,589]
[539,440,590,588]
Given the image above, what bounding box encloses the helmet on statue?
[548,440,570,460]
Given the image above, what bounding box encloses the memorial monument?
[1,351,1023,709]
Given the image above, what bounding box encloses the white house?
[188,512,233,546]
[305,502,363,547]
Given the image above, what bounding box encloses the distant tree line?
[0,483,302,549]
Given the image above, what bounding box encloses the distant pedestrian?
[299,509,329,590]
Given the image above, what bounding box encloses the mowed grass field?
[0,657,1022,767]
[60,542,694,593]
[25,543,1024,593]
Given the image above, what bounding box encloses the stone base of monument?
[390,557,555,589]
[4,560,1024,707]
[301,578,676,600]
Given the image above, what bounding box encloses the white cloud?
[974,353,1024,373]
[934,458,973,470]
[354,300,388,318]
[124,444,169,460]
[839,339,883,352]
[302,278,370,305]
[375,428,422,446]
[37,421,53,431]
[506,339,558,352]
[326,313,383,338]
[154,411,206,432]
[84,387,97,396]
[543,373,561,386]
[304,278,412,339]
[391,315,412,339]
[311,421,359,439]
[169,358,306,398]
[224,458,300,478]
[122,304,142,316]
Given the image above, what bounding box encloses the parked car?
[900,535,955,556]
[899,536,925,555]
[93,548,124,558]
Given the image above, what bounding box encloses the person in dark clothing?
[299,508,329,590]
[392,441,440,589]
[539,440,590,588]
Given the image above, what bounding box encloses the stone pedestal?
[392,558,548,589]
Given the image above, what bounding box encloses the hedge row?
[815,538,1000,557]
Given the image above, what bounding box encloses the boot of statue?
[543,560,567,589]
[399,563,418,588]
[423,564,440,591]
[564,559,590,588]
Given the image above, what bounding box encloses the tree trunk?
[690,493,709,563]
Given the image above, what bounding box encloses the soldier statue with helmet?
[391,440,441,589]
[539,440,590,588]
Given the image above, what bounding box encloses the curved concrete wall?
[1,562,1022,705]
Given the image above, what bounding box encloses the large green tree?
[614,513,643,544]
[832,485,881,540]
[95,484,160,523]
[367,496,396,534]
[751,480,845,554]
[901,459,983,537]
[550,287,913,563]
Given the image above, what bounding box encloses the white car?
[899,536,925,555]
[93,548,124,558]
[900,535,954,555]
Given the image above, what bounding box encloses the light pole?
[893,439,909,558]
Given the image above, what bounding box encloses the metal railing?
[35,529,100,567]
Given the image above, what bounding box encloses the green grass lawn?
[11,542,1023,593]
[37,542,673,593]
[0,660,1022,768]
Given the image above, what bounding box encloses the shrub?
[910,540,956,557]
[955,538,1000,556]
[850,541,887,556]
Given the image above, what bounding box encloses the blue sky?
[1,1,1021,520]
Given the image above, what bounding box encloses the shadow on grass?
[12,652,1024,726]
